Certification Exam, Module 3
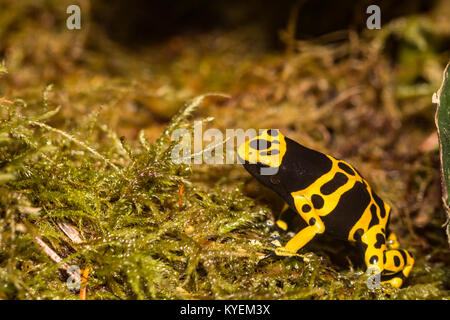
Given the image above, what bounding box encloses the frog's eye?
[270,176,281,185]
[260,149,280,156]
[249,139,272,151]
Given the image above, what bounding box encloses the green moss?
[0,90,448,300]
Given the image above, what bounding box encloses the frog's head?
[237,129,291,198]
[237,129,333,206]
[237,129,287,171]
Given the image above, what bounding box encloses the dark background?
[91,0,438,48]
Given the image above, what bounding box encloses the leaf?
[32,106,61,121]
[433,61,450,245]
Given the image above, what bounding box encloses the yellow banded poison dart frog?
[237,129,414,288]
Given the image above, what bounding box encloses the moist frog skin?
[237,129,414,288]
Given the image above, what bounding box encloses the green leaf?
[32,106,61,121]
[434,61,450,245]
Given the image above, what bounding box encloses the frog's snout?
[237,141,251,164]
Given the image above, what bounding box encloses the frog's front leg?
[275,205,302,233]
[274,200,325,257]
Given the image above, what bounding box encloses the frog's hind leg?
[357,227,414,288]
[379,230,414,288]
[380,247,414,288]
[386,232,400,249]
[355,226,387,281]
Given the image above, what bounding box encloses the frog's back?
[291,150,391,241]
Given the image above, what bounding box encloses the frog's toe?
[381,272,405,289]
[256,246,300,266]
[255,250,278,266]
[274,246,298,257]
